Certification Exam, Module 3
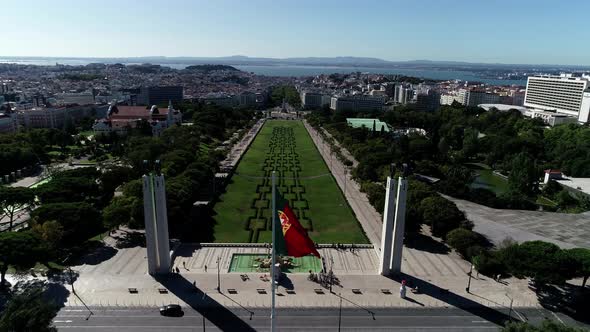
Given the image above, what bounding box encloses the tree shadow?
[390,273,512,325]
[155,274,256,331]
[173,243,202,258]
[114,231,146,249]
[405,232,450,254]
[536,282,590,324]
[75,243,118,265]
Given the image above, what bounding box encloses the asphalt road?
[54,306,584,331]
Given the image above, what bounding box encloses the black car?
[159,304,183,317]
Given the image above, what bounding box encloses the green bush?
[446,228,485,259]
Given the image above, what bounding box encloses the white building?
[17,107,67,129]
[330,95,385,112]
[56,91,95,105]
[301,91,330,109]
[524,109,578,126]
[524,74,590,123]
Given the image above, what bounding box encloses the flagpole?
[271,171,277,332]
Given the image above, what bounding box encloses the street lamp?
[465,264,473,293]
[216,256,221,293]
[505,293,514,321]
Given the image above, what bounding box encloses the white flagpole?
[271,171,277,332]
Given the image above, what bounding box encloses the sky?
[3,0,590,65]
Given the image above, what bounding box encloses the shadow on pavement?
[278,274,294,290]
[391,273,512,325]
[155,274,256,331]
[75,243,118,265]
[405,233,450,254]
[536,282,589,324]
[114,231,146,249]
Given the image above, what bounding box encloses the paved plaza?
[46,232,540,311]
[448,196,590,249]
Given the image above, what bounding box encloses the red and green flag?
[273,190,320,258]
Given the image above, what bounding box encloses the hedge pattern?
[245,126,313,242]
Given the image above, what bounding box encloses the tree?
[0,231,44,287]
[0,186,35,231]
[567,248,590,287]
[0,283,58,331]
[446,228,484,259]
[102,196,134,231]
[31,220,64,252]
[419,196,468,238]
[508,152,539,198]
[505,241,569,285]
[30,202,102,246]
[542,179,562,198]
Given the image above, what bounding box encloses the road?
[54,306,583,331]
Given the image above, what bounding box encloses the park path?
[303,121,383,250]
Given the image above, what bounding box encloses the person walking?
[204,265,208,273]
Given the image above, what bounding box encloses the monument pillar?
[390,174,408,275]
[379,170,397,275]
[142,161,171,275]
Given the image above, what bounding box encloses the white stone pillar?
[142,173,171,275]
[390,177,408,275]
[379,177,397,275]
[154,175,171,273]
[142,175,159,275]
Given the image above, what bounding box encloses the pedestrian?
[204,265,208,273]
[176,267,180,273]
[183,261,186,269]
[496,274,501,282]
[400,280,407,299]
[193,281,196,288]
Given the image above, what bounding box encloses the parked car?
[159,304,183,317]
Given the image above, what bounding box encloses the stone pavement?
[304,121,383,250]
[447,196,590,249]
[55,240,540,311]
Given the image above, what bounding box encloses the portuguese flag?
[273,190,320,258]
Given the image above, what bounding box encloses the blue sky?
[4,0,589,65]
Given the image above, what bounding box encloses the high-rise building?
[330,95,385,112]
[137,86,183,106]
[416,91,440,112]
[524,74,590,123]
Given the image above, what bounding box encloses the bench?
[314,289,325,294]
[158,288,168,294]
[257,289,267,294]
[228,289,238,294]
[380,289,391,295]
[352,289,362,294]
[128,288,138,294]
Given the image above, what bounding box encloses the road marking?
[551,312,565,325]
[53,320,73,323]
[471,320,489,323]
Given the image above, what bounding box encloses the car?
[159,304,183,317]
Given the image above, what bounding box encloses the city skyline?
[3,0,590,66]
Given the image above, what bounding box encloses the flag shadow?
[390,273,511,325]
[155,274,256,332]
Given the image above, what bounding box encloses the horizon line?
[1,55,590,68]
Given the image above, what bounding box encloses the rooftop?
[556,176,590,196]
[346,118,390,132]
[478,104,528,114]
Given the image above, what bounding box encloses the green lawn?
[470,169,509,195]
[213,120,367,244]
[228,253,322,273]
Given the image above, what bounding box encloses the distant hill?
[184,64,239,72]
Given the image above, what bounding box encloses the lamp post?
[343,168,348,197]
[465,264,473,293]
[216,256,221,293]
[337,292,342,332]
[506,293,514,321]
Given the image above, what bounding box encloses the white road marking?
[53,320,73,323]
[551,312,565,325]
